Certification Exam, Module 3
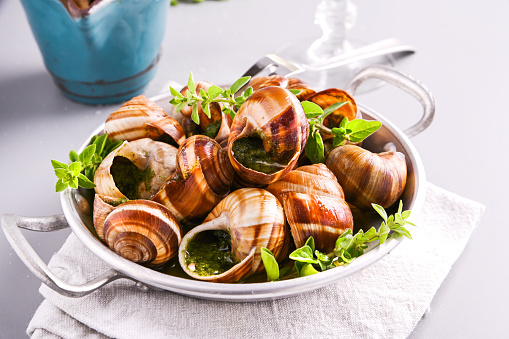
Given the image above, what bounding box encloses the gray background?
[1,0,508,337]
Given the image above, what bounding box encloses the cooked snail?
[178,81,231,146]
[267,164,353,252]
[105,95,185,146]
[152,135,234,223]
[307,89,360,139]
[94,138,178,201]
[326,144,407,211]
[178,188,288,282]
[227,86,308,187]
[101,199,182,267]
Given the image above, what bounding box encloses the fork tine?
[242,54,305,78]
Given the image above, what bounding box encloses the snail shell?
[179,81,231,146]
[94,138,178,200]
[267,164,352,252]
[250,75,316,101]
[326,144,407,210]
[105,95,185,146]
[307,89,360,139]
[152,135,234,223]
[102,200,181,267]
[178,188,288,282]
[227,86,308,187]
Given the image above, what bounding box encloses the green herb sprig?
[51,134,122,192]
[169,73,253,125]
[261,201,416,279]
[301,101,382,164]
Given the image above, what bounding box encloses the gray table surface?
[1,0,507,337]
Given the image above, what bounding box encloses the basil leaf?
[51,159,68,170]
[55,179,68,192]
[371,203,388,222]
[191,104,200,124]
[187,73,196,94]
[301,101,323,119]
[208,85,223,100]
[304,131,324,164]
[69,150,79,162]
[289,245,319,264]
[322,101,347,117]
[77,173,96,189]
[53,168,67,179]
[68,162,82,176]
[401,210,411,219]
[378,223,391,244]
[289,89,302,96]
[299,263,319,276]
[346,120,382,142]
[202,100,211,119]
[80,144,96,165]
[261,247,279,282]
[230,76,251,94]
[93,134,107,156]
[304,237,315,253]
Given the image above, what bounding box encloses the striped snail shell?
[249,75,316,101]
[152,135,234,223]
[178,188,289,283]
[326,144,407,211]
[101,200,181,267]
[307,88,361,139]
[227,86,308,187]
[267,164,353,253]
[94,138,178,200]
[105,95,185,146]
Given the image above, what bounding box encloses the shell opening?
[231,136,291,174]
[183,230,240,277]
[110,156,155,200]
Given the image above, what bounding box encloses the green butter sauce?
[184,230,239,276]
[231,136,289,174]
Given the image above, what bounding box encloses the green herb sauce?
[202,121,221,139]
[231,136,289,174]
[185,230,239,276]
[110,156,155,200]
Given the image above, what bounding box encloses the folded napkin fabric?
[27,183,485,339]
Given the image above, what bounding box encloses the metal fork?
[241,38,416,78]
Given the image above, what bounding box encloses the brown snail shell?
[307,89,360,139]
[178,81,231,146]
[152,135,234,223]
[94,138,178,200]
[326,144,407,211]
[250,75,316,101]
[102,199,182,267]
[105,95,185,146]
[227,86,308,187]
[267,163,344,202]
[267,164,352,252]
[178,188,288,282]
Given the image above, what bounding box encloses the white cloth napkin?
[27,183,485,339]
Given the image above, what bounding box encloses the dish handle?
[1,213,133,297]
[346,65,436,138]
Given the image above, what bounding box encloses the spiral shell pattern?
[152,135,234,223]
[102,200,182,267]
[326,144,407,210]
[105,95,185,145]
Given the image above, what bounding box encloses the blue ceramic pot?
[20,0,170,105]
